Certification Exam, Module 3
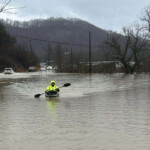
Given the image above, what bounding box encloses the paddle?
[59,83,71,88]
[34,83,71,98]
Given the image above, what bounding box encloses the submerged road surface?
[0,72,150,150]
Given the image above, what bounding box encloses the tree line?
[0,23,38,72]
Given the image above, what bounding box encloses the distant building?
[79,61,117,67]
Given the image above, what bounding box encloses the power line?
[12,34,89,47]
[12,33,104,48]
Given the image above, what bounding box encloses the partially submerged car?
[4,68,14,74]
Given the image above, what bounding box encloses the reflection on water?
[0,73,150,150]
[46,98,60,123]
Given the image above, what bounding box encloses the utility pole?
[89,31,92,73]
[29,39,33,54]
[70,47,73,72]
[48,43,51,66]
[70,47,73,65]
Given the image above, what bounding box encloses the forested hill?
[1,18,110,61]
[0,23,38,72]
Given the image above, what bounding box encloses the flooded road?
[0,72,150,150]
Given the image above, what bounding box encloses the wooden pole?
[89,31,92,73]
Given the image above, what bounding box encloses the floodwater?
[0,72,150,150]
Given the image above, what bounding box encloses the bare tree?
[99,43,113,61]
[141,6,150,33]
[140,6,150,72]
[0,0,10,13]
[0,0,23,13]
[105,25,148,73]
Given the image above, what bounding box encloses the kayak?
[45,92,59,98]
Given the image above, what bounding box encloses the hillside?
[1,18,109,61]
[0,23,38,72]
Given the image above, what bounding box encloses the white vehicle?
[40,66,46,71]
[4,68,14,74]
[47,66,53,70]
[28,66,36,72]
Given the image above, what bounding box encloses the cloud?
[1,0,150,32]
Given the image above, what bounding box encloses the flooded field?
[0,72,150,150]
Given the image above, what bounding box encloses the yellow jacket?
[46,80,59,92]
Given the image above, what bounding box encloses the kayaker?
[45,80,59,95]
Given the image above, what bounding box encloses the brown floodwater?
[0,72,150,150]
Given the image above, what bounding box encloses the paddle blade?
[34,94,41,98]
[63,83,71,87]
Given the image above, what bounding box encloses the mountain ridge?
[1,18,113,61]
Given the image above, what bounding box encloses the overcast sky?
[0,0,150,32]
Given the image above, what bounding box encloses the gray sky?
[1,0,150,32]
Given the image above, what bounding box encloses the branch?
[0,0,24,13]
[0,0,11,12]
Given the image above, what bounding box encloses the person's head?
[50,80,55,87]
